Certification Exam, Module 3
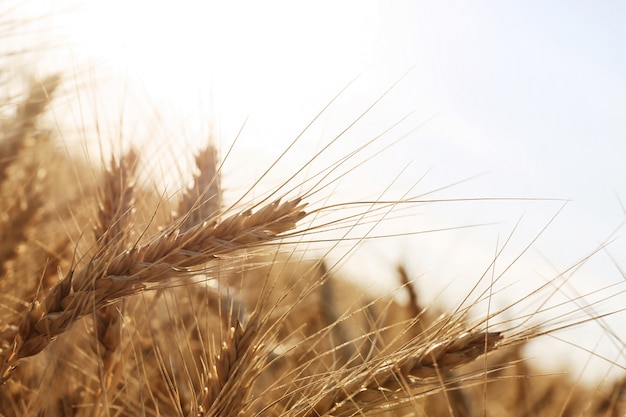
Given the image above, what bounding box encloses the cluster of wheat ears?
[2,13,626,417]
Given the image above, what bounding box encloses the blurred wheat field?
[2,2,626,417]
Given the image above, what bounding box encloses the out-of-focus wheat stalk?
[0,75,59,279]
[177,143,222,231]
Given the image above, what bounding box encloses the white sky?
[6,0,626,383]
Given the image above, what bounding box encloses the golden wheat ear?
[0,190,307,383]
[197,312,269,416]
[176,143,222,232]
[90,148,138,401]
[286,324,501,416]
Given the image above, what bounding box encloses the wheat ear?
[0,76,59,279]
[300,329,502,416]
[0,197,307,383]
[398,265,422,320]
[198,313,264,416]
[92,149,138,400]
[177,143,222,232]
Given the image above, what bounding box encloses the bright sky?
[7,0,626,383]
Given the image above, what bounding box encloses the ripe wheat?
[1,7,625,417]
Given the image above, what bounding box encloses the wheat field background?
[2,1,626,416]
